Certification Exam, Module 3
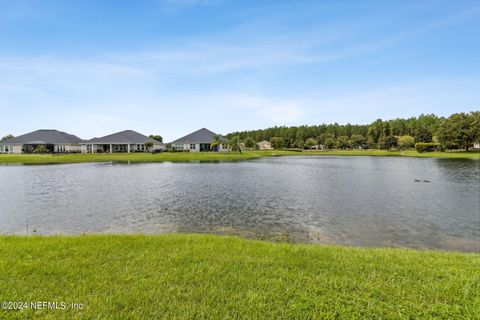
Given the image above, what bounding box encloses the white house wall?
[189,144,200,152]
[64,145,82,152]
[12,145,22,153]
[81,143,165,153]
[0,145,10,153]
[153,144,165,150]
[174,143,228,152]
[180,143,228,152]
[54,144,82,153]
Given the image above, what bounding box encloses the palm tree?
[228,136,242,153]
[210,135,221,151]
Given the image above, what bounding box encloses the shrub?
[415,142,440,153]
[33,145,48,154]
[397,135,415,149]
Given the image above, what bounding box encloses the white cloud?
[213,94,306,124]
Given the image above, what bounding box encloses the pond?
[0,156,478,251]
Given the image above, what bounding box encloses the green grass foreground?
[0,235,478,319]
[0,149,478,164]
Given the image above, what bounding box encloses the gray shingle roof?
[84,130,162,144]
[171,128,226,144]
[1,129,83,145]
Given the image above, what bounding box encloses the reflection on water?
[0,156,478,252]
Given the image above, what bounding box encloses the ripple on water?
[0,157,478,252]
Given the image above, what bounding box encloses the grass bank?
[0,149,478,164]
[0,151,265,164]
[0,234,478,319]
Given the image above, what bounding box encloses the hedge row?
[415,142,440,153]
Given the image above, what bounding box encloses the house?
[474,142,480,150]
[81,130,165,153]
[171,128,228,152]
[256,140,272,150]
[0,129,83,153]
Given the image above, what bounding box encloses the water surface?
[0,156,478,251]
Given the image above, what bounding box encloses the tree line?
[226,111,480,151]
[2,111,478,152]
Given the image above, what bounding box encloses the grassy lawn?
[0,151,266,164]
[0,149,478,164]
[0,235,478,319]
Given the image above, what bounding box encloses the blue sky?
[0,0,479,141]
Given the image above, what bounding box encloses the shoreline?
[2,232,478,253]
[0,149,479,164]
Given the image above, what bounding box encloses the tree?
[304,138,317,149]
[228,136,241,152]
[397,135,415,149]
[324,138,336,149]
[415,114,441,142]
[316,133,334,146]
[415,127,432,143]
[437,112,478,150]
[287,138,295,148]
[366,137,376,149]
[33,145,48,154]
[295,128,306,142]
[367,119,385,144]
[379,135,397,149]
[1,134,14,141]
[472,111,480,145]
[210,135,222,151]
[390,118,408,136]
[223,111,474,151]
[336,136,350,149]
[294,139,304,149]
[148,135,163,143]
[244,137,256,149]
[144,142,154,151]
[270,137,284,149]
[350,134,366,149]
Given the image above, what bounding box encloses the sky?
[0,0,479,141]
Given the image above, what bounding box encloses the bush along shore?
[0,149,478,164]
[0,234,479,319]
